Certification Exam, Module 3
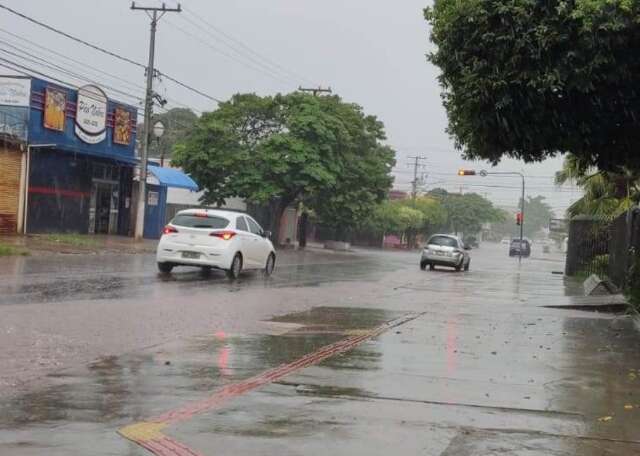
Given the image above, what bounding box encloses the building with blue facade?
[0,75,139,235]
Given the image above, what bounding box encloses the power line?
[162,17,294,87]
[0,28,146,93]
[174,13,298,86]
[0,30,204,115]
[158,0,317,87]
[0,3,145,69]
[0,3,222,104]
[0,47,145,104]
[0,59,89,91]
[180,4,317,86]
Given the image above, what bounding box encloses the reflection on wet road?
[1,245,639,455]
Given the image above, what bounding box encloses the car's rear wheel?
[264,253,276,276]
[227,253,242,279]
[158,262,174,273]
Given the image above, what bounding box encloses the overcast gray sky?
[0,0,581,215]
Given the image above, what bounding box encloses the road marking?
[118,312,422,455]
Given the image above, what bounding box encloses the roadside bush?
[588,254,610,278]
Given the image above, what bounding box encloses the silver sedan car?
[420,234,471,272]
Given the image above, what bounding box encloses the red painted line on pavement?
[119,313,421,456]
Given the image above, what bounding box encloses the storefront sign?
[75,85,107,144]
[44,87,66,132]
[113,106,132,145]
[148,191,159,206]
[0,77,30,107]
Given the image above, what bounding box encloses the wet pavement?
[1,244,639,455]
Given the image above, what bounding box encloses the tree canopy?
[362,196,447,244]
[172,92,394,236]
[139,108,199,160]
[429,189,504,236]
[425,0,640,172]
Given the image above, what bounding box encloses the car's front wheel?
[420,260,428,270]
[227,253,242,280]
[158,262,174,273]
[464,260,470,272]
[264,253,276,276]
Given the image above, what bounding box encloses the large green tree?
[429,189,504,236]
[172,92,394,238]
[425,0,640,172]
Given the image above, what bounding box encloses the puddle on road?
[0,306,402,455]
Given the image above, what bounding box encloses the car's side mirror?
[262,230,272,239]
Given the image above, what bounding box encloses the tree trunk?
[298,212,309,249]
[268,198,290,247]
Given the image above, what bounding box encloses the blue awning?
[148,165,198,191]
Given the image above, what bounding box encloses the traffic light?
[516,212,523,226]
[458,169,476,176]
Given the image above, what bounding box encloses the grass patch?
[42,234,100,248]
[0,243,30,257]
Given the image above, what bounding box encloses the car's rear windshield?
[171,214,230,229]
[428,236,458,247]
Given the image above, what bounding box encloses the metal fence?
[565,209,640,288]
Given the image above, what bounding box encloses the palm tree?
[555,154,639,219]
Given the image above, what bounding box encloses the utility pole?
[298,86,332,97]
[407,156,427,200]
[295,86,332,248]
[131,1,181,240]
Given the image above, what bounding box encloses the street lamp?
[458,169,526,261]
[153,121,165,166]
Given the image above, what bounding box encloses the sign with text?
[75,85,107,144]
[549,218,568,233]
[148,191,159,207]
[0,77,30,107]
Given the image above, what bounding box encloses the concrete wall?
[166,187,246,211]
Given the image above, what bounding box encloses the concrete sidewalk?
[0,234,159,255]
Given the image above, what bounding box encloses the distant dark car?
[509,239,531,257]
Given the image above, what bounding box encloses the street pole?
[408,156,427,201]
[519,174,525,263]
[131,2,181,240]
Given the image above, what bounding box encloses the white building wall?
[166,187,247,211]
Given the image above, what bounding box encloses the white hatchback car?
[156,209,276,279]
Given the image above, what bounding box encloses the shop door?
[94,184,111,234]
[91,181,119,235]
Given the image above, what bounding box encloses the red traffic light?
[516,212,523,225]
[458,169,476,176]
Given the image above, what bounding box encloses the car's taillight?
[210,231,236,241]
[163,226,178,235]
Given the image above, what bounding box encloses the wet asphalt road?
[1,244,639,455]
